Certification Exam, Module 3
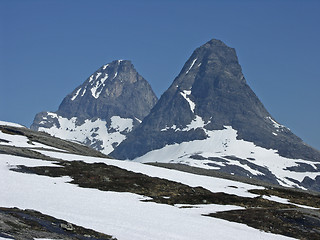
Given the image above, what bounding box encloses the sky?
[0,0,319,150]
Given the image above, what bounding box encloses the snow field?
[0,129,63,151]
[0,121,25,128]
[35,149,263,198]
[0,153,296,240]
[136,125,320,188]
[37,114,133,155]
[36,150,320,209]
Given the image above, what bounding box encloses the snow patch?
[47,112,58,118]
[0,121,25,128]
[161,115,209,132]
[36,150,264,199]
[266,117,288,130]
[90,73,109,99]
[0,129,63,151]
[35,239,64,240]
[262,195,319,210]
[135,117,142,123]
[180,90,195,113]
[101,73,109,82]
[161,124,177,131]
[95,72,102,80]
[37,115,133,155]
[110,116,133,133]
[81,87,87,97]
[175,204,245,215]
[71,88,81,101]
[182,115,206,131]
[113,72,118,79]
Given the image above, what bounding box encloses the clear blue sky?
[1,0,319,150]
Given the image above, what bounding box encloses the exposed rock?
[0,207,116,240]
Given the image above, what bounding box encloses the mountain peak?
[99,59,134,74]
[112,39,320,190]
[69,59,140,101]
[203,38,228,47]
[174,38,245,93]
[55,59,157,120]
[31,60,158,154]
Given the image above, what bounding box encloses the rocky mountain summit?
[31,60,158,154]
[111,39,320,191]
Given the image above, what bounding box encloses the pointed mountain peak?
[192,38,234,57]
[111,38,320,191]
[70,59,141,101]
[112,39,320,164]
[31,60,158,154]
[172,39,245,93]
[98,59,134,75]
[53,60,157,121]
[204,38,227,46]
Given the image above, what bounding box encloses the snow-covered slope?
[135,124,320,189]
[2,121,318,239]
[36,112,133,154]
[0,154,295,240]
[0,120,25,128]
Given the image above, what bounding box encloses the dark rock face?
[31,60,158,154]
[56,60,157,122]
[111,39,320,162]
[301,176,320,192]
